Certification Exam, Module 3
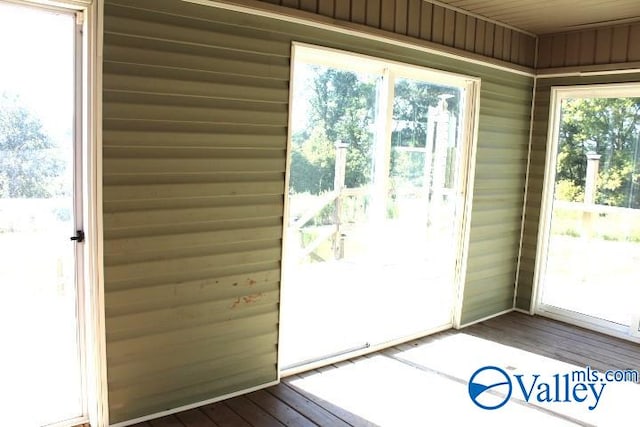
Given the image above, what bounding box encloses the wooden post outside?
[425,94,453,229]
[333,141,348,259]
[583,152,601,238]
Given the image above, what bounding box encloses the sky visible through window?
[0,2,74,146]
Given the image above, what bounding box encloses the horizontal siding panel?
[103,130,286,148]
[473,226,520,246]
[481,92,531,109]
[103,194,283,216]
[103,145,284,159]
[479,115,532,132]
[107,311,279,363]
[103,74,289,104]
[480,97,532,115]
[104,157,284,175]
[103,44,290,80]
[104,220,284,245]
[460,294,513,325]
[465,258,517,284]
[467,253,518,274]
[104,15,290,57]
[480,107,531,122]
[104,237,281,267]
[106,268,281,315]
[106,245,281,285]
[105,226,283,258]
[103,61,290,92]
[474,135,529,150]
[110,365,276,424]
[470,212,523,229]
[109,333,278,388]
[103,181,283,203]
[103,102,287,126]
[104,172,283,186]
[109,347,278,402]
[104,119,287,135]
[102,89,289,113]
[106,290,279,340]
[474,146,528,162]
[102,31,288,63]
[472,177,525,191]
[468,229,521,250]
[463,274,516,298]
[104,232,282,266]
[104,205,283,231]
[104,2,291,47]
[482,77,533,93]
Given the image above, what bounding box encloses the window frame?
[533,83,640,342]
[3,1,106,426]
[279,42,481,375]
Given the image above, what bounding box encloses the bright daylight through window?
[0,2,85,426]
[537,85,640,338]
[279,45,478,370]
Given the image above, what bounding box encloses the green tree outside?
[290,66,461,196]
[0,93,64,198]
[556,97,640,209]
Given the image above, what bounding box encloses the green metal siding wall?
[103,0,532,422]
[516,72,640,311]
[462,75,532,324]
[103,1,287,422]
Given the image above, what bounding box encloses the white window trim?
[293,42,480,89]
[532,83,640,343]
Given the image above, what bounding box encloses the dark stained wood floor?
[132,312,640,427]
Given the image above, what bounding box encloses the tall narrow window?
[279,45,478,370]
[536,85,640,339]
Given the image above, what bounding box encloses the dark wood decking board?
[245,389,316,427]
[148,415,183,427]
[199,403,251,427]
[465,312,640,372]
[175,409,217,427]
[128,312,639,426]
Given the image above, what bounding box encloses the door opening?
[0,2,88,425]
[279,44,477,372]
[535,84,640,341]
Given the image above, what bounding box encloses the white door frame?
[532,83,640,343]
[279,43,480,375]
[6,1,107,426]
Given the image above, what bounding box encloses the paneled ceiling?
[435,0,640,34]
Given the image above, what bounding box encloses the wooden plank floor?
[131,312,640,427]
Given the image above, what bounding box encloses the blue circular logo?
[468,366,513,410]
